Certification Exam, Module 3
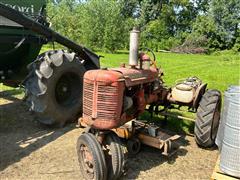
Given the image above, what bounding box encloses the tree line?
[47,0,240,53]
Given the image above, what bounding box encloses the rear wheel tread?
[194,90,221,148]
[104,133,125,180]
[24,50,86,126]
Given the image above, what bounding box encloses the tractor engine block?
[82,67,166,130]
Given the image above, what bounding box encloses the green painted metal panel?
[0,0,46,15]
[0,0,47,81]
[0,0,46,28]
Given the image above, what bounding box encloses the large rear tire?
[24,50,86,126]
[194,89,221,148]
[77,133,107,180]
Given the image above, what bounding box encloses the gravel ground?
[0,95,218,180]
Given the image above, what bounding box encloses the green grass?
[1,48,239,133]
[0,83,24,103]
[99,51,240,92]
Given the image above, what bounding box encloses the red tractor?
[76,28,221,180]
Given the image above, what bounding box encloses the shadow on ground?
[0,90,75,171]
[120,110,193,179]
[121,135,189,179]
[0,89,217,179]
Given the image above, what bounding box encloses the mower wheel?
[103,133,125,180]
[77,133,107,180]
[194,90,221,148]
[24,50,86,126]
[127,138,141,155]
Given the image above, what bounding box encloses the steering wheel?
[139,47,157,69]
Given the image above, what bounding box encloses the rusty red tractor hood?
[82,67,161,130]
[84,67,159,87]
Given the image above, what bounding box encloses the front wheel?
[103,133,125,180]
[76,133,107,180]
[127,138,141,155]
[194,90,221,148]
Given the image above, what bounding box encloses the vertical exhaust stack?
[129,27,140,68]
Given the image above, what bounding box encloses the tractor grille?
[83,81,119,120]
[83,82,93,116]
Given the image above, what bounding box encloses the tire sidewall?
[42,59,85,123]
[194,90,221,147]
[77,133,107,180]
[210,96,221,141]
[35,51,86,125]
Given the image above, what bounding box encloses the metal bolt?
[62,87,68,92]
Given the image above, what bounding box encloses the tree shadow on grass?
[0,89,75,171]
[0,88,24,102]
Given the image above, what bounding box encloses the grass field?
[99,51,240,92]
[1,48,240,133]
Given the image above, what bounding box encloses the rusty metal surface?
[82,76,125,130]
[192,83,207,108]
[138,133,180,156]
[159,112,195,122]
[84,67,159,88]
[111,67,159,87]
[82,66,162,130]
[112,127,132,139]
[113,120,181,156]
[84,69,123,84]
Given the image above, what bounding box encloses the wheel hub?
[55,72,81,107]
[80,145,94,176]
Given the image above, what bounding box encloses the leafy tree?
[76,0,128,52]
[140,0,200,50]
[47,0,129,52]
[47,0,80,42]
[191,0,210,14]
[210,0,240,49]
[46,0,239,52]
[187,0,240,50]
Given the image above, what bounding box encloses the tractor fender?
[193,83,207,109]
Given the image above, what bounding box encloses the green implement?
[0,0,47,84]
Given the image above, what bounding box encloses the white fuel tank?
[171,84,195,103]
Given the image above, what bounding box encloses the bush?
[212,49,240,56]
[158,37,181,50]
[232,37,240,53]
[170,35,208,54]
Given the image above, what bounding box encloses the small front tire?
[103,133,125,180]
[77,133,107,180]
[127,138,141,155]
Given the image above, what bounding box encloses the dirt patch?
[0,93,218,180]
